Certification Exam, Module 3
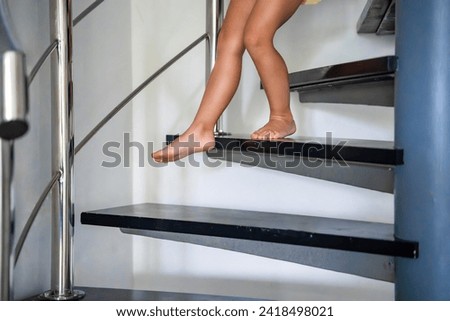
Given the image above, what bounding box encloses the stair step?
[357,0,396,35]
[211,135,403,193]
[28,287,251,301]
[289,56,396,106]
[81,203,418,259]
[165,134,400,193]
[212,135,402,166]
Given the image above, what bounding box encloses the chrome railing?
[41,0,84,301]
[0,0,224,300]
[206,0,225,135]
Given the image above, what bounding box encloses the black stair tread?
[212,135,403,166]
[27,287,253,301]
[81,203,418,258]
[289,56,396,90]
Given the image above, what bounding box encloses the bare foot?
[251,115,296,140]
[152,127,215,163]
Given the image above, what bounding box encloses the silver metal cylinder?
[41,0,83,300]
[206,0,225,135]
[0,52,28,140]
[0,140,13,301]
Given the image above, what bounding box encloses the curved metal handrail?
[27,40,58,86]
[75,33,208,154]
[14,31,209,293]
[27,0,105,86]
[12,0,106,271]
[7,0,223,301]
[14,171,61,266]
[73,0,105,27]
[12,0,106,273]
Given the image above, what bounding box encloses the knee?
[244,28,272,56]
[217,29,245,57]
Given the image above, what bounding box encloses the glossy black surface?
[289,56,396,89]
[296,77,394,107]
[165,135,396,192]
[81,203,418,258]
[288,56,396,107]
[211,135,402,166]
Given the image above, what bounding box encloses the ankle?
[187,122,215,134]
[269,112,294,122]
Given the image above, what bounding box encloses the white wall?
[130,0,396,300]
[73,0,134,290]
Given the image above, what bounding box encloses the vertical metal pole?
[41,0,83,300]
[206,0,226,135]
[0,141,13,300]
[395,0,450,300]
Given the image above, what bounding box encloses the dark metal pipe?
[0,140,13,300]
[395,0,450,300]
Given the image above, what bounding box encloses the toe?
[255,130,270,140]
[151,151,161,161]
[251,129,263,140]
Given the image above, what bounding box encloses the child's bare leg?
[152,0,256,162]
[245,0,304,140]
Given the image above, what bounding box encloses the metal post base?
[38,289,85,301]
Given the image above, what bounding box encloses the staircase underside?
[123,229,396,282]
[81,203,418,282]
[357,0,396,35]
